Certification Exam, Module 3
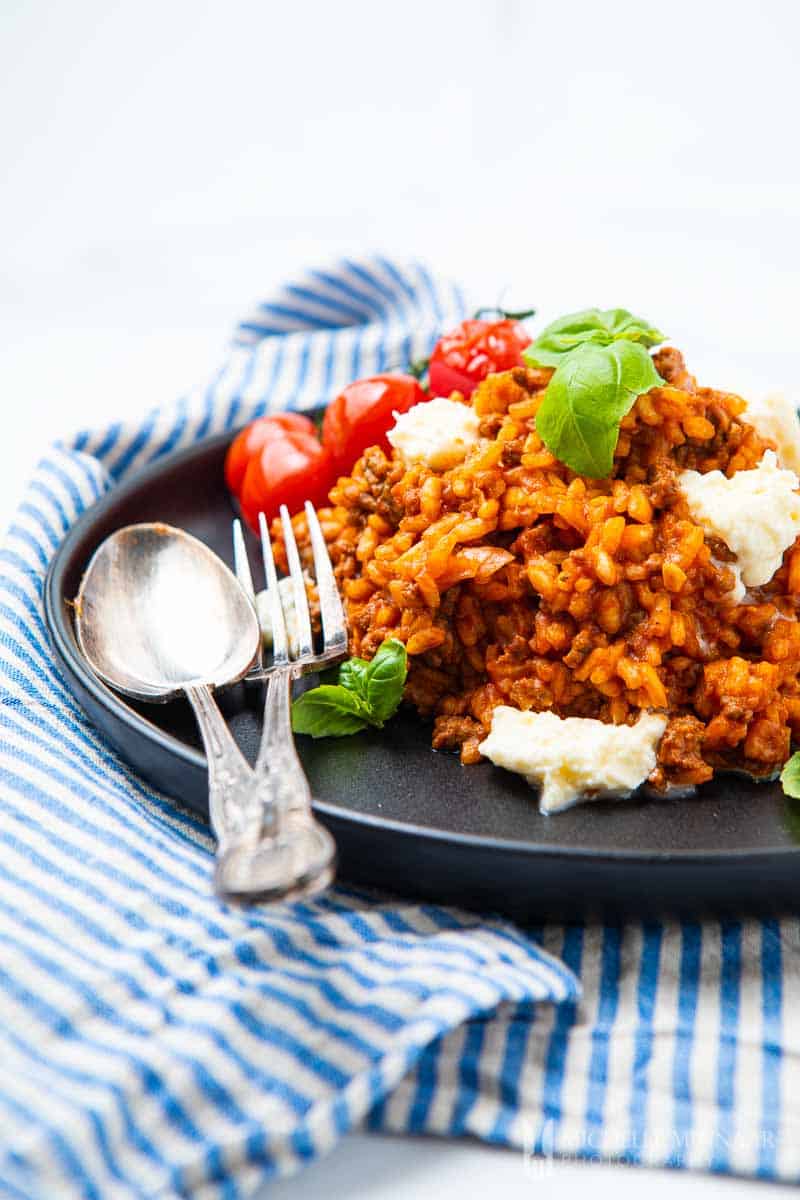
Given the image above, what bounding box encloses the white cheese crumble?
[478,708,667,814]
[742,392,800,474]
[678,451,800,591]
[256,576,304,655]
[387,397,481,470]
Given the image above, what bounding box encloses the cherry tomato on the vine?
[239,430,335,531]
[224,412,317,496]
[428,317,532,400]
[322,373,428,476]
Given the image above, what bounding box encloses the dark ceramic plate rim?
[43,428,798,866]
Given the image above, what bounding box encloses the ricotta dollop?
[678,451,800,592]
[256,576,304,655]
[478,708,667,815]
[387,397,481,470]
[742,392,800,474]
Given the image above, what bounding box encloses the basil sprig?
[781,753,800,798]
[522,307,665,478]
[524,307,665,368]
[291,638,408,738]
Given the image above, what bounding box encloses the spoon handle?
[184,682,261,847]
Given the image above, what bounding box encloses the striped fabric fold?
[373,919,799,1180]
[0,257,797,1196]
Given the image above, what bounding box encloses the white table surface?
[2,1,799,1194]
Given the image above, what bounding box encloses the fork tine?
[233,518,263,676]
[279,504,314,660]
[232,518,256,604]
[304,501,347,656]
[258,512,290,666]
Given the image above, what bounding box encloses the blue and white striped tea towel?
[0,257,795,1197]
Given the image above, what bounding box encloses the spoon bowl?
[75,522,260,701]
[74,520,333,906]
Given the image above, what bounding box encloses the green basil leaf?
[781,752,800,798]
[364,638,408,723]
[535,340,663,478]
[291,686,370,738]
[603,309,666,347]
[292,639,408,738]
[338,656,370,698]
[523,308,665,367]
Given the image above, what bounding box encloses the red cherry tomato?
[322,374,428,476]
[239,430,335,531]
[225,412,317,495]
[428,318,532,399]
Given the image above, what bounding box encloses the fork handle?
[213,667,336,902]
[184,682,265,847]
[256,667,336,874]
[256,666,313,811]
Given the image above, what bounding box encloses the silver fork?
[217,504,347,901]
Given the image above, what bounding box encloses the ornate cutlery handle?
[256,667,313,811]
[187,675,335,902]
[184,682,265,848]
[253,666,337,880]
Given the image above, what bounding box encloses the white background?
[2,1,799,1195]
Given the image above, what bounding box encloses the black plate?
[44,431,800,921]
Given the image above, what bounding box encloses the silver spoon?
[74,522,293,899]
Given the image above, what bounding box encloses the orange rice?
[276,347,800,791]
